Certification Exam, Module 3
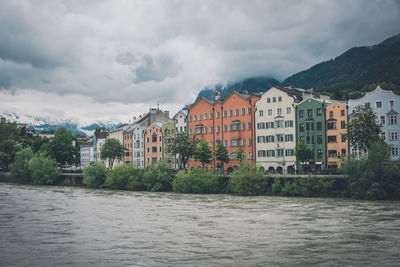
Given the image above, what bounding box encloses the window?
[300,136,305,142]
[376,101,382,108]
[266,135,274,142]
[341,121,346,129]
[273,97,276,103]
[285,149,294,157]
[189,115,192,122]
[267,150,275,157]
[257,123,265,129]
[210,112,213,119]
[242,122,246,131]
[299,110,304,118]
[152,136,157,142]
[223,110,227,118]
[248,122,252,130]
[224,140,228,147]
[248,152,253,160]
[341,110,345,116]
[380,116,385,125]
[248,138,253,146]
[341,135,347,142]
[230,139,241,147]
[159,146,162,152]
[247,107,251,114]
[392,147,399,156]
[204,127,208,133]
[229,110,233,117]
[268,109,272,116]
[308,109,313,117]
[390,132,398,141]
[204,113,207,120]
[381,132,386,140]
[317,135,322,144]
[266,122,274,129]
[159,136,162,142]
[329,111,333,117]
[259,110,264,116]
[147,137,150,143]
[306,122,314,131]
[210,126,213,133]
[328,136,337,143]
[152,147,157,152]
[189,129,192,135]
[216,111,220,119]
[299,124,304,132]
[276,120,283,128]
[317,149,323,158]
[389,100,395,108]
[230,121,240,131]
[341,149,346,157]
[327,122,336,130]
[389,115,397,125]
[278,96,282,102]
[195,126,203,134]
[235,109,239,116]
[258,150,266,157]
[317,122,322,131]
[194,114,197,121]
[316,108,322,116]
[287,107,291,114]
[216,126,220,133]
[267,98,271,103]
[306,136,311,144]
[241,108,245,115]
[276,134,284,142]
[284,134,293,142]
[277,108,282,115]
[276,149,284,157]
[285,120,293,127]
[242,139,246,146]
[328,150,337,158]
[224,125,227,132]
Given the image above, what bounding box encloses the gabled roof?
[327,118,338,122]
[172,109,188,120]
[349,85,400,104]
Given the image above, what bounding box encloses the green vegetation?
[172,168,222,194]
[295,140,314,172]
[9,148,60,185]
[46,127,79,169]
[83,162,108,188]
[168,132,198,170]
[214,143,230,172]
[104,164,146,191]
[229,163,266,196]
[100,138,125,169]
[194,140,213,169]
[142,163,175,192]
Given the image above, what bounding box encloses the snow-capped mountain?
[1,111,122,136]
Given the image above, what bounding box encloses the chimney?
[241,90,248,95]
[215,90,221,101]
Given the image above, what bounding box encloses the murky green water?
[1,183,399,266]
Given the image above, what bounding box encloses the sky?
[0,0,400,124]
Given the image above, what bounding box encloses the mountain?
[196,77,280,101]
[281,33,400,99]
[0,111,121,136]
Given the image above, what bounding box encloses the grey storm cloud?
[0,0,400,107]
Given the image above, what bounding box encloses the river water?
[1,183,399,266]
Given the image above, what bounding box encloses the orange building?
[144,122,164,167]
[187,90,260,172]
[326,101,349,168]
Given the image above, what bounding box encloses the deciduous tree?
[100,138,125,169]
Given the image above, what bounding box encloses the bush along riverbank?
[5,142,400,200]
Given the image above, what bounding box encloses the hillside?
[196,77,280,101]
[281,33,400,99]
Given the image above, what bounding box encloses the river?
[0,183,399,266]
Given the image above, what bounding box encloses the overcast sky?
[1,0,400,124]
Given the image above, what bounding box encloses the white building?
[132,124,146,168]
[255,87,302,174]
[107,125,128,167]
[172,109,188,169]
[348,85,400,160]
[80,141,94,167]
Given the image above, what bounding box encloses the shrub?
[9,148,34,184]
[229,163,266,196]
[104,164,145,191]
[271,178,283,195]
[83,162,108,188]
[172,168,222,194]
[28,153,60,185]
[143,163,175,192]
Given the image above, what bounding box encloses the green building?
[162,120,176,168]
[296,97,329,173]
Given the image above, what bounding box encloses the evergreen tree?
[214,143,230,172]
[169,132,198,170]
[194,140,213,170]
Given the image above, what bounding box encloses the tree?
[169,132,198,170]
[9,148,34,184]
[194,140,213,169]
[214,143,230,172]
[235,149,246,163]
[47,127,79,169]
[100,138,125,169]
[347,103,381,153]
[83,162,108,188]
[28,152,60,185]
[295,140,314,172]
[0,122,22,169]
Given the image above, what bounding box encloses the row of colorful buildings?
[86,85,399,174]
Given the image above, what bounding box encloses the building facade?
[296,97,329,173]
[326,101,349,168]
[348,85,400,160]
[187,90,260,172]
[80,141,94,167]
[255,87,301,174]
[93,131,108,163]
[172,109,188,169]
[108,125,128,167]
[144,122,164,167]
[162,121,175,168]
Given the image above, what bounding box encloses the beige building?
[107,125,128,167]
[255,87,302,174]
